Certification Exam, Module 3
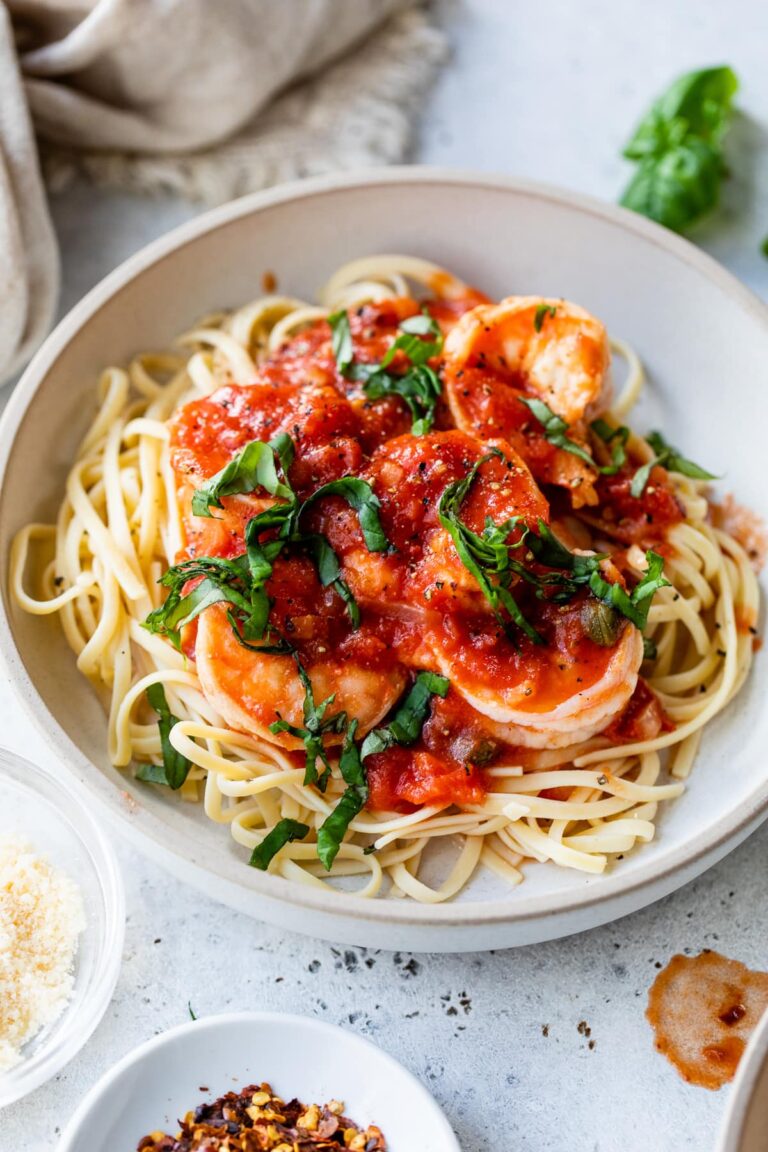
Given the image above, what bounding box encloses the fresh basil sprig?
[249,818,310,870]
[630,430,716,498]
[136,683,192,790]
[328,309,444,435]
[620,66,738,232]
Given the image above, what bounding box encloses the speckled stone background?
[3,2,768,1149]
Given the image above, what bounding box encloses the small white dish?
[1,168,767,951]
[0,749,125,1107]
[56,1011,459,1152]
[718,1008,768,1152]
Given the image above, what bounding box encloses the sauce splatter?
[647,951,768,1090]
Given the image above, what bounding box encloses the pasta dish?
[11,256,760,903]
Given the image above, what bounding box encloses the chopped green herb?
[361,671,450,758]
[136,683,192,790]
[534,303,557,333]
[269,655,348,791]
[316,720,367,870]
[146,437,389,647]
[591,418,630,476]
[438,454,669,642]
[520,397,597,469]
[630,430,717,498]
[762,236,768,259]
[327,309,354,376]
[643,636,659,661]
[191,434,293,518]
[620,66,739,232]
[188,1002,197,1020]
[327,308,444,435]
[438,450,543,645]
[249,818,310,870]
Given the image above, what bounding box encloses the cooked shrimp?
[422,595,645,749]
[443,297,611,508]
[312,430,549,616]
[196,604,407,745]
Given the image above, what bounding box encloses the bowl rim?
[717,1007,768,1152]
[0,748,125,1107]
[55,1008,460,1151]
[1,165,768,931]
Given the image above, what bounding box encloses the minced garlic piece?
[0,835,85,1069]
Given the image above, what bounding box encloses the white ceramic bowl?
[718,1009,768,1152]
[1,169,767,952]
[56,1011,459,1152]
[0,749,124,1106]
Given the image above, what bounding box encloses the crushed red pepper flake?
[136,1082,387,1151]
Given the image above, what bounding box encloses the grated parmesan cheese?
[0,835,85,1071]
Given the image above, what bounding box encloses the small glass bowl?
[0,748,125,1107]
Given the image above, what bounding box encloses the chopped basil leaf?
[438,451,543,645]
[762,236,768,260]
[317,720,367,870]
[591,418,630,475]
[188,1002,197,1020]
[136,683,192,790]
[149,437,391,646]
[630,430,717,497]
[520,397,596,468]
[269,654,347,791]
[318,670,449,869]
[620,66,738,232]
[249,818,310,870]
[328,308,444,435]
[191,435,293,518]
[533,303,557,333]
[327,309,354,376]
[643,636,658,661]
[303,477,388,553]
[363,364,443,437]
[360,671,449,759]
[586,549,669,631]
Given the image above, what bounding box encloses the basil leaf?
[631,430,716,497]
[438,451,543,645]
[624,66,738,159]
[137,683,192,790]
[302,533,360,628]
[588,549,669,631]
[519,397,597,469]
[361,671,449,758]
[643,636,658,661]
[328,308,444,435]
[304,477,388,553]
[534,303,557,333]
[191,435,294,517]
[380,311,443,369]
[646,431,717,482]
[269,655,347,791]
[591,419,629,475]
[249,818,310,870]
[317,720,367,870]
[327,310,354,376]
[620,66,738,232]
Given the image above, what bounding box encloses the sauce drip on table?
[647,950,768,1090]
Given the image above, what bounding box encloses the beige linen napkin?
[0,0,447,384]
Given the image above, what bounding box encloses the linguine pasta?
[11,256,759,903]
